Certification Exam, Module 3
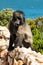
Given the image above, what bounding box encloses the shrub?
[0,8,13,26]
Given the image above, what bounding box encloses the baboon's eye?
[17,17,21,20]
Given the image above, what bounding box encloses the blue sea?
[22,9,43,19]
[0,0,43,19]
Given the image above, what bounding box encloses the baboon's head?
[12,10,25,27]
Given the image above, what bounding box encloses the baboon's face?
[12,11,25,27]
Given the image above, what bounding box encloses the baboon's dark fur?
[8,10,33,51]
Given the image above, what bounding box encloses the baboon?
[8,10,33,51]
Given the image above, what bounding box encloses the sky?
[0,0,43,19]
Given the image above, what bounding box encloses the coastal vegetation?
[0,9,43,54]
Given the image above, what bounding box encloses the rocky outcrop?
[0,26,43,65]
[0,26,10,65]
[8,47,43,65]
[0,26,10,50]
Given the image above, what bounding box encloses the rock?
[8,55,14,65]
[0,26,10,38]
[13,59,23,65]
[8,47,43,65]
[18,60,23,65]
[0,26,43,65]
[13,59,18,65]
[0,26,9,65]
[0,26,10,50]
[0,49,8,65]
[1,49,8,58]
[31,61,40,65]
